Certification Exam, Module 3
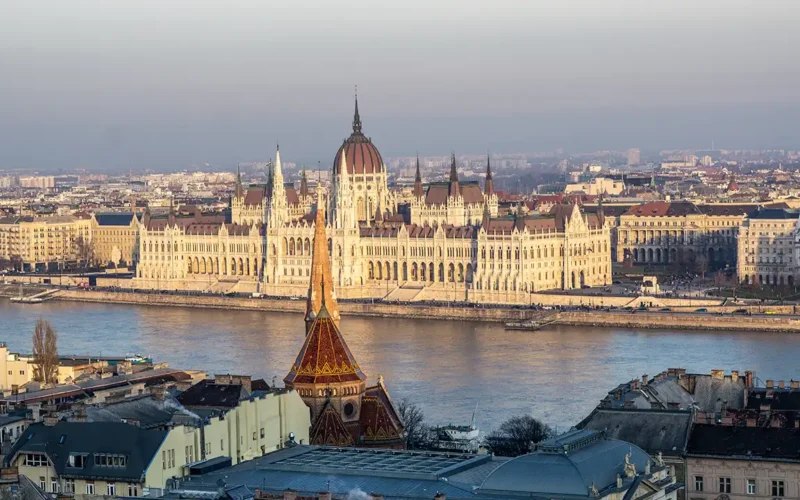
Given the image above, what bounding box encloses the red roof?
[244,187,266,207]
[284,306,366,385]
[623,201,702,217]
[310,403,356,446]
[424,182,485,206]
[359,384,404,445]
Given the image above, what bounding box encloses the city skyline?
[2,1,800,171]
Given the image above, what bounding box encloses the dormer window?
[24,453,48,467]
[67,454,87,468]
[94,454,127,467]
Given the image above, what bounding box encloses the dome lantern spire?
[352,85,362,134]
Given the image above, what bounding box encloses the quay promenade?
[3,284,798,332]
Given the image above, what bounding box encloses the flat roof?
[263,446,488,480]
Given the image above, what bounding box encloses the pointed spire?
[306,185,339,332]
[267,161,274,197]
[274,145,283,178]
[339,147,349,180]
[272,145,286,201]
[300,169,309,198]
[413,152,424,198]
[352,85,362,134]
[235,164,243,198]
[168,197,176,226]
[597,198,606,228]
[374,200,383,223]
[481,201,491,229]
[485,152,494,196]
[448,152,460,198]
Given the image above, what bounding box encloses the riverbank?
[5,287,797,332]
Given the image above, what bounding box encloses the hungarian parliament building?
[134,99,612,303]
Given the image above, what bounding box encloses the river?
[2,298,800,431]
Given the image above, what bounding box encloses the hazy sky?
[2,1,799,172]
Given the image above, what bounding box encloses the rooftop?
[265,446,488,480]
[479,429,654,497]
[4,421,167,481]
[175,445,494,499]
[578,408,693,455]
[687,424,800,462]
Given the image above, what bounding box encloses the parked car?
[695,308,708,313]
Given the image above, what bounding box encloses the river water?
[2,298,800,431]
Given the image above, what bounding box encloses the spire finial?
[448,151,460,198]
[352,85,362,134]
[484,150,494,196]
[413,152,423,198]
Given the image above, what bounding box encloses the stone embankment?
[557,311,800,333]
[28,289,800,332]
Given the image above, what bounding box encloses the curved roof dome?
[333,96,384,175]
[479,430,652,496]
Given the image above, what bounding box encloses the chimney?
[746,418,757,427]
[641,374,649,386]
[370,494,384,500]
[731,370,739,381]
[283,490,297,500]
[214,374,252,393]
[434,493,447,500]
[766,380,775,389]
[779,380,786,389]
[791,380,800,390]
[319,492,332,500]
[150,385,166,401]
[630,379,639,391]
[69,402,86,423]
[745,371,755,388]
[711,369,724,380]
[43,415,59,426]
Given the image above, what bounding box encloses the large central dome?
[333,96,384,175]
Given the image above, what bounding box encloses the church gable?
[311,403,356,447]
[359,384,404,445]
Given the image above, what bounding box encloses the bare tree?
[9,255,22,272]
[397,398,433,450]
[484,415,553,457]
[694,253,709,278]
[32,318,59,384]
[75,236,95,268]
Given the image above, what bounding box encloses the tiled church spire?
[305,185,339,332]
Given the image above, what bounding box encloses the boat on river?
[430,404,481,453]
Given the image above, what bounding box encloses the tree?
[397,398,434,450]
[484,415,553,457]
[694,253,709,278]
[75,236,95,268]
[32,318,59,384]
